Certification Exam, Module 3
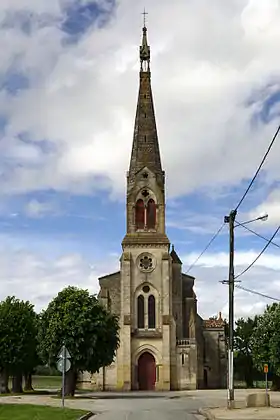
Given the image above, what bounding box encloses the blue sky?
[1,0,280,319]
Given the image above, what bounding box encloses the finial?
[139,10,150,71]
[218,311,222,320]
[142,8,148,27]
[172,244,174,251]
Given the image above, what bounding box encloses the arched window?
[135,199,145,229]
[148,295,156,329]
[137,295,145,328]
[147,199,156,229]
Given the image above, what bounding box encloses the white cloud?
[24,199,57,217]
[0,243,119,312]
[1,0,280,322]
[183,249,280,319]
[0,241,279,321]
[249,189,280,226]
[184,250,280,271]
[0,0,280,199]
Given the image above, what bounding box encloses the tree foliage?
[234,316,259,387]
[251,303,280,389]
[0,296,38,393]
[38,286,119,395]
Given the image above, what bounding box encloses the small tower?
[123,22,168,248]
[118,19,174,391]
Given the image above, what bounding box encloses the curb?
[198,408,216,420]
[79,412,95,420]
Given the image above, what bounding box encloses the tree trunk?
[244,360,254,388]
[0,370,9,394]
[245,374,254,388]
[24,373,33,391]
[64,369,77,397]
[12,374,23,393]
[271,374,280,391]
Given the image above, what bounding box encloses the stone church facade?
[79,25,226,391]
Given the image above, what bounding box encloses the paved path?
[0,392,205,420]
[1,389,280,419]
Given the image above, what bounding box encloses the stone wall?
[203,326,227,389]
[176,339,197,389]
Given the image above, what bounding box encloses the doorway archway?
[137,352,156,390]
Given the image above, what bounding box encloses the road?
[2,388,279,419]
[87,392,215,420]
[91,396,203,419]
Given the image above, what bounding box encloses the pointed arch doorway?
[137,352,156,390]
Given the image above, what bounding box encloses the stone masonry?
[79,24,226,392]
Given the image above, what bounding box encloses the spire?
[128,20,163,179]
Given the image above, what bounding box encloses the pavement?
[199,406,280,420]
[0,389,280,419]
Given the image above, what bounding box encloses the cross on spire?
[142,8,148,27]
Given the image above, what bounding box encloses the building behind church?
[79,24,227,391]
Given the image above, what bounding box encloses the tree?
[251,303,280,390]
[38,286,119,396]
[23,313,42,391]
[0,297,38,394]
[234,316,259,387]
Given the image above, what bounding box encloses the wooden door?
[138,352,156,390]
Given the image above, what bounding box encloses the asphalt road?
[90,393,208,420]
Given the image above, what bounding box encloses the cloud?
[249,188,280,226]
[184,250,280,271]
[0,0,280,200]
[0,236,278,321]
[185,251,280,320]
[0,239,119,312]
[24,199,57,217]
[1,0,280,323]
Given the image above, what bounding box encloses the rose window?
[137,253,155,273]
[140,256,152,270]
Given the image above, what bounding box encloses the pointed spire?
[128,21,163,179]
[140,10,150,71]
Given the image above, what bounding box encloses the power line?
[235,220,280,250]
[235,124,280,211]
[186,223,225,273]
[235,284,280,302]
[235,225,280,280]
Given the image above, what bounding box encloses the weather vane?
[142,8,148,27]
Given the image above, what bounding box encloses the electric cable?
[235,225,280,280]
[186,223,225,273]
[235,220,280,250]
[235,125,280,212]
[235,284,280,302]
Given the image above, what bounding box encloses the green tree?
[38,286,119,396]
[234,316,259,387]
[23,313,42,391]
[0,296,38,394]
[251,303,280,390]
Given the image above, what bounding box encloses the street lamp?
[224,211,268,409]
[236,213,268,227]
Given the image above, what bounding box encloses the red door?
[138,352,156,390]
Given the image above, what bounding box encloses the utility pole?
[224,209,236,409]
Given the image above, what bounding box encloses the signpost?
[264,363,269,406]
[57,344,71,408]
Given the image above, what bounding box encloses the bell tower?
[118,20,174,392]
[122,22,169,248]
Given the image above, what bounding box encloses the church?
[79,24,226,391]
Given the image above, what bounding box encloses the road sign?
[264,364,268,373]
[57,346,71,359]
[57,358,71,373]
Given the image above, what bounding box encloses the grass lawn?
[0,404,88,420]
[8,376,62,391]
[234,380,272,389]
[32,375,62,389]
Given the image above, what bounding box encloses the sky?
[1,0,280,321]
